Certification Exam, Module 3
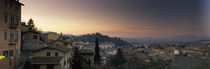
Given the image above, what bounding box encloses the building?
[20,22,29,32]
[79,48,94,69]
[29,45,72,69]
[0,0,23,69]
[44,32,60,41]
[47,39,72,49]
[99,42,115,49]
[21,31,42,51]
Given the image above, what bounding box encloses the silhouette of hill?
[73,33,131,46]
[122,35,210,43]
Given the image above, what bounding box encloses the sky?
[20,0,209,38]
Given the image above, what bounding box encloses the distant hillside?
[122,35,210,44]
[73,33,131,46]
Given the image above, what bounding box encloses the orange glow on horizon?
[20,0,209,38]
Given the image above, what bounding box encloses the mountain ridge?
[71,33,131,46]
[122,35,210,43]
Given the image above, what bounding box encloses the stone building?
[0,0,23,69]
[21,31,42,51]
[29,45,72,69]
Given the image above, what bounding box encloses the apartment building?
[0,0,23,69]
[30,45,72,69]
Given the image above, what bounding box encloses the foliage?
[72,47,84,69]
[94,37,101,65]
[27,18,37,31]
[111,48,127,68]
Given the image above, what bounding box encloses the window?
[33,65,40,69]
[3,50,9,58]
[33,35,38,39]
[9,49,14,57]
[10,31,15,42]
[4,12,8,23]
[47,64,54,69]
[15,32,19,41]
[64,61,66,66]
[46,52,51,56]
[55,52,58,56]
[10,16,14,25]
[4,31,8,40]
[16,48,18,56]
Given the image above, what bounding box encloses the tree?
[111,48,127,69]
[94,37,101,65]
[27,18,37,31]
[72,47,84,69]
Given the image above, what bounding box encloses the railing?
[9,23,19,29]
[9,40,17,45]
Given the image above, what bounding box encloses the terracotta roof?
[44,32,59,35]
[47,39,67,45]
[33,45,71,53]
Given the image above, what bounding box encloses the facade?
[99,42,115,49]
[79,48,94,69]
[44,32,60,41]
[30,45,72,69]
[21,31,41,51]
[0,0,23,69]
[20,22,28,32]
[48,39,72,49]
[21,31,42,66]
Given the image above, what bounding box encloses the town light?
[0,56,5,60]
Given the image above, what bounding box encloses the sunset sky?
[20,0,210,38]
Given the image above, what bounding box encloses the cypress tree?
[72,47,84,69]
[111,48,127,68]
[94,37,101,65]
[27,19,37,31]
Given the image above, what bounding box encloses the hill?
[122,35,210,44]
[73,33,131,46]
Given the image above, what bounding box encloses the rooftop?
[33,45,71,53]
[79,48,94,54]
[30,56,63,64]
[13,0,24,6]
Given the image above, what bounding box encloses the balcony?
[9,23,19,29]
[9,40,17,45]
